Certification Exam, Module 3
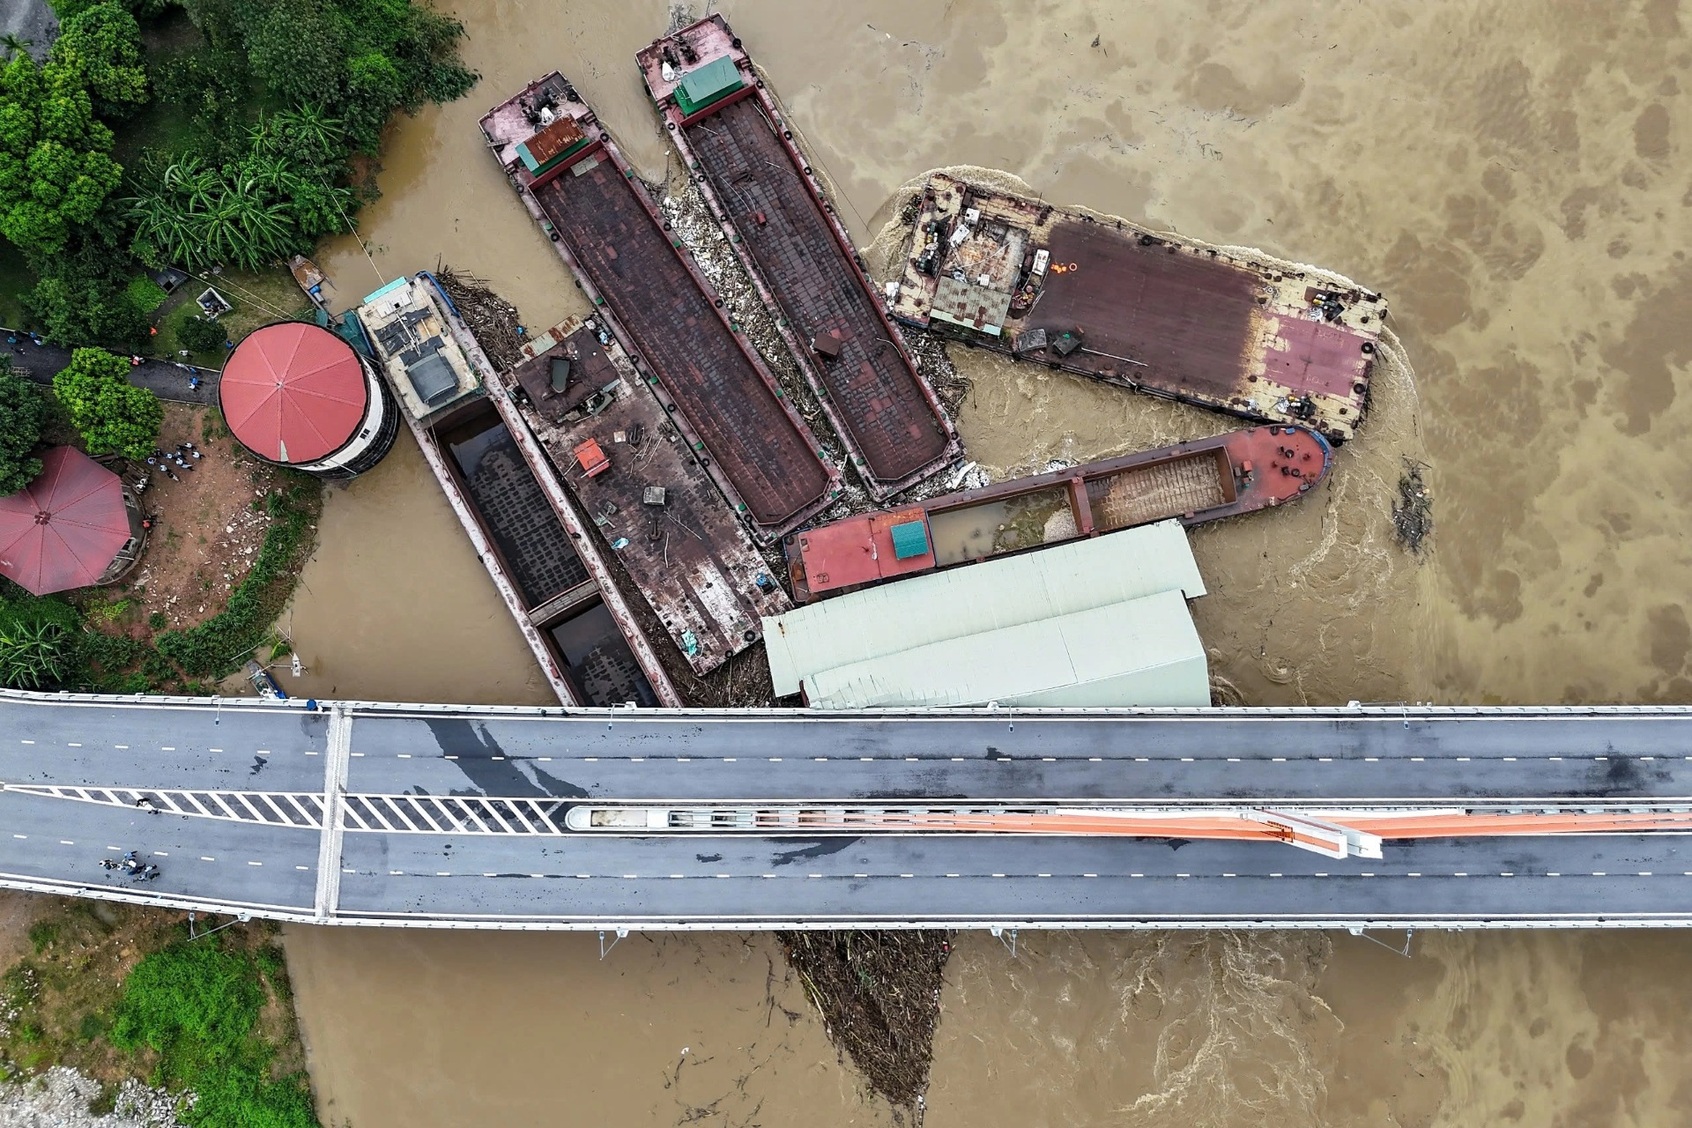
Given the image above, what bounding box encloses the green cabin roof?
[674,55,744,116]
[890,519,930,560]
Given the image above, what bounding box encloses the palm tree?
[0,34,33,61]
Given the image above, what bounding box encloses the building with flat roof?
[763,519,1207,705]
[219,321,397,479]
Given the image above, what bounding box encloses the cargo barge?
[357,273,681,706]
[505,315,791,676]
[892,173,1386,441]
[479,74,840,540]
[636,16,961,499]
[784,424,1332,602]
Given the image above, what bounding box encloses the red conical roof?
[0,446,131,595]
[220,322,368,464]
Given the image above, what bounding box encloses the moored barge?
[357,273,681,707]
[505,315,791,676]
[637,15,961,499]
[479,73,840,540]
[892,173,1386,441]
[784,424,1332,602]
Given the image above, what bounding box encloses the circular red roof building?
[219,322,397,479]
[0,446,145,595]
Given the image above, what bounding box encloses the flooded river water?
[279,0,1692,1124]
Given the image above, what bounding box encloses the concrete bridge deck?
[4,691,1692,930]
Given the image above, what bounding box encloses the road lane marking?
[58,839,73,845]
[201,856,215,862]
[296,865,311,871]
[538,757,552,762]
[397,753,411,758]
[209,748,223,753]
[18,739,32,744]
[351,752,365,757]
[305,750,319,756]
[247,860,262,866]
[161,746,175,751]
[67,743,81,747]
[256,750,270,755]
[152,851,167,857]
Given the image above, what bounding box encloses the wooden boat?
[784,424,1332,602]
[288,254,328,308]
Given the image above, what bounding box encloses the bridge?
[4,689,1692,931]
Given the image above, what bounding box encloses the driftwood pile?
[779,930,954,1114]
[1393,459,1433,553]
[434,265,525,372]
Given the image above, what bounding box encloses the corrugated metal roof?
[802,588,1208,709]
[764,519,1204,697]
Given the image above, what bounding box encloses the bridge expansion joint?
[313,706,352,920]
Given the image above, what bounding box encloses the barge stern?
[637,15,962,499]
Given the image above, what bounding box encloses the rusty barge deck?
[479,74,839,539]
[892,173,1387,441]
[506,316,791,676]
[637,16,960,499]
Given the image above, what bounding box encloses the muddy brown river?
[276,1,1692,1124]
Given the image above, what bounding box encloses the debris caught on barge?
[891,172,1386,441]
[433,264,527,372]
[785,424,1332,602]
[780,930,953,1114]
[479,72,841,540]
[638,15,961,499]
[507,316,790,675]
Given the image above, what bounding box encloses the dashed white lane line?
[295,865,311,871]
[247,860,263,867]
[152,851,168,857]
[209,748,223,753]
[256,750,270,756]
[350,752,365,758]
[58,839,73,845]
[305,750,319,756]
[67,743,81,748]
[18,739,32,744]
[396,753,411,759]
[201,856,216,862]
[161,746,175,752]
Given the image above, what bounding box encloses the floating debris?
[779,930,953,1114]
[1393,459,1433,553]
[433,265,525,372]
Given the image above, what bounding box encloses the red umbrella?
[0,447,133,595]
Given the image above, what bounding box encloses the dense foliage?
[127,109,361,270]
[0,365,47,495]
[0,52,123,257]
[176,311,226,351]
[111,939,318,1128]
[49,1,149,118]
[50,345,162,458]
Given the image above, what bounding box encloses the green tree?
[25,226,152,348]
[176,314,227,353]
[0,54,122,256]
[236,0,346,109]
[0,34,32,61]
[0,619,72,688]
[48,2,148,117]
[0,365,46,496]
[51,346,161,459]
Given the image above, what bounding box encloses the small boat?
[288,254,329,309]
[244,659,289,701]
[784,424,1333,602]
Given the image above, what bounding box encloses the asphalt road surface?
[7,692,1692,928]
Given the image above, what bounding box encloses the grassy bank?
[0,901,316,1126]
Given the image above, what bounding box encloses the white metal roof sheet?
[764,519,1204,697]
[802,588,1209,709]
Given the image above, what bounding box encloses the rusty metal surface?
[510,321,790,676]
[1030,221,1261,400]
[891,173,1384,440]
[685,96,953,486]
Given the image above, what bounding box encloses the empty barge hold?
[784,425,1331,602]
[358,273,681,707]
[507,317,791,676]
[892,173,1386,441]
[479,73,839,539]
[637,16,961,499]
